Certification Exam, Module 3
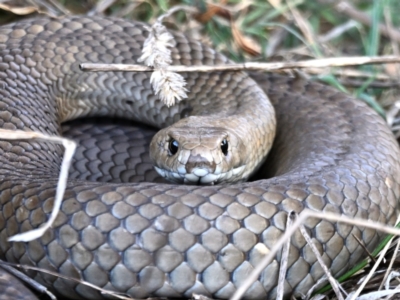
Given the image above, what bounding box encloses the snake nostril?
[221,139,228,156]
[169,139,179,155]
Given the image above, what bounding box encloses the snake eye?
[169,139,179,155]
[221,138,228,156]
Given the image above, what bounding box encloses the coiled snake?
[0,16,399,299]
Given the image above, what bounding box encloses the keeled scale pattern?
[0,268,38,299]
[62,118,165,184]
[0,16,398,299]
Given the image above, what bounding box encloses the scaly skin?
[0,16,399,299]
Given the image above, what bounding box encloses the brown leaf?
[195,2,231,23]
[231,21,261,57]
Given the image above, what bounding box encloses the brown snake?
[0,15,400,299]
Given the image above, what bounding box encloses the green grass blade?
[316,221,400,295]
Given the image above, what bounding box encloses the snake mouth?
[154,165,246,185]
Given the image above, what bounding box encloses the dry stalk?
[0,261,56,299]
[0,129,77,242]
[299,222,345,300]
[348,289,400,299]
[305,276,329,300]
[0,261,133,299]
[307,66,393,81]
[380,238,400,291]
[276,212,293,300]
[309,294,328,300]
[80,55,400,73]
[286,0,317,47]
[319,20,359,44]
[384,272,400,298]
[192,294,215,300]
[386,102,400,128]
[352,234,376,263]
[383,4,400,82]
[274,19,358,58]
[347,215,400,300]
[230,210,400,300]
[334,1,400,43]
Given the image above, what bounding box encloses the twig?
[347,225,398,300]
[336,78,398,89]
[286,0,318,48]
[276,212,293,300]
[348,289,400,300]
[275,20,358,58]
[386,102,400,128]
[80,55,400,73]
[0,261,133,300]
[383,4,400,81]
[319,20,359,43]
[0,261,56,300]
[385,272,400,291]
[334,1,400,43]
[299,221,344,300]
[309,294,329,300]
[229,209,400,300]
[305,276,329,300]
[352,234,376,263]
[0,129,76,242]
[265,26,289,57]
[307,67,392,81]
[192,294,216,300]
[380,238,400,291]
[384,6,400,58]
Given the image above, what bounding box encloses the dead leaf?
[195,2,231,23]
[231,21,261,56]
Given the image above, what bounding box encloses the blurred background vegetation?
[0,0,399,133]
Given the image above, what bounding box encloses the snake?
[0,15,399,300]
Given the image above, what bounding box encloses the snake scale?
[0,15,399,299]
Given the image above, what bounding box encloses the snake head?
[149,119,247,185]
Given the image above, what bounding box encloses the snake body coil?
[0,16,399,299]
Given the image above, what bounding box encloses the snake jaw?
[150,123,249,185]
[152,138,248,185]
[154,165,247,185]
